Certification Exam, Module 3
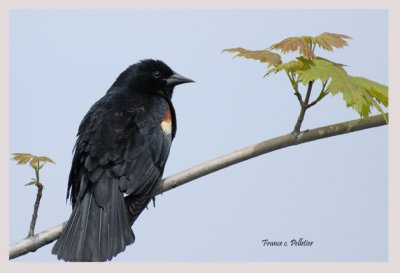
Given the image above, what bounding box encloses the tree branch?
[9,113,388,260]
[10,222,67,259]
[293,80,314,133]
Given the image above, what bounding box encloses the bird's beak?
[166,72,195,86]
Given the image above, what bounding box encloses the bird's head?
[113,59,194,99]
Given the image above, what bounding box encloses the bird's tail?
[52,182,135,262]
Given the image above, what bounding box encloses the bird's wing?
[68,93,172,212]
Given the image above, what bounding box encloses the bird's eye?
[153,71,162,78]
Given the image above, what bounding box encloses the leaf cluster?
[11,153,55,186]
[223,32,388,118]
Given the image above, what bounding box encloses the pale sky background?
[9,9,387,261]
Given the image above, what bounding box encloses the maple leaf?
[223,32,387,122]
[296,57,388,117]
[11,153,35,165]
[296,57,346,84]
[266,56,313,76]
[313,32,351,51]
[11,153,55,171]
[270,35,315,58]
[270,33,351,58]
[352,77,388,107]
[222,47,282,67]
[30,156,55,166]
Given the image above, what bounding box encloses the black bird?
[52,59,193,261]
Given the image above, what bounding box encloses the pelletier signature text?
[262,238,314,247]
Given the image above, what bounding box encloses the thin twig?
[27,162,43,238]
[287,72,303,104]
[27,183,43,238]
[9,113,388,260]
[294,90,303,104]
[308,80,329,108]
[293,80,314,133]
[307,91,328,108]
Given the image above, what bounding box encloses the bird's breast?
[160,105,172,135]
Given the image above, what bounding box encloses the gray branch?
[9,113,388,260]
[10,222,67,259]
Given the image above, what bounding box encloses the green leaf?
[266,56,313,76]
[222,47,282,67]
[295,57,388,117]
[352,77,388,107]
[296,57,346,84]
[25,180,37,187]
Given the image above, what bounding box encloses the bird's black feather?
[52,59,192,261]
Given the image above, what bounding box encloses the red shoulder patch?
[161,105,172,135]
[163,105,171,123]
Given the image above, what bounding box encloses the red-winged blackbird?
[52,60,193,262]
